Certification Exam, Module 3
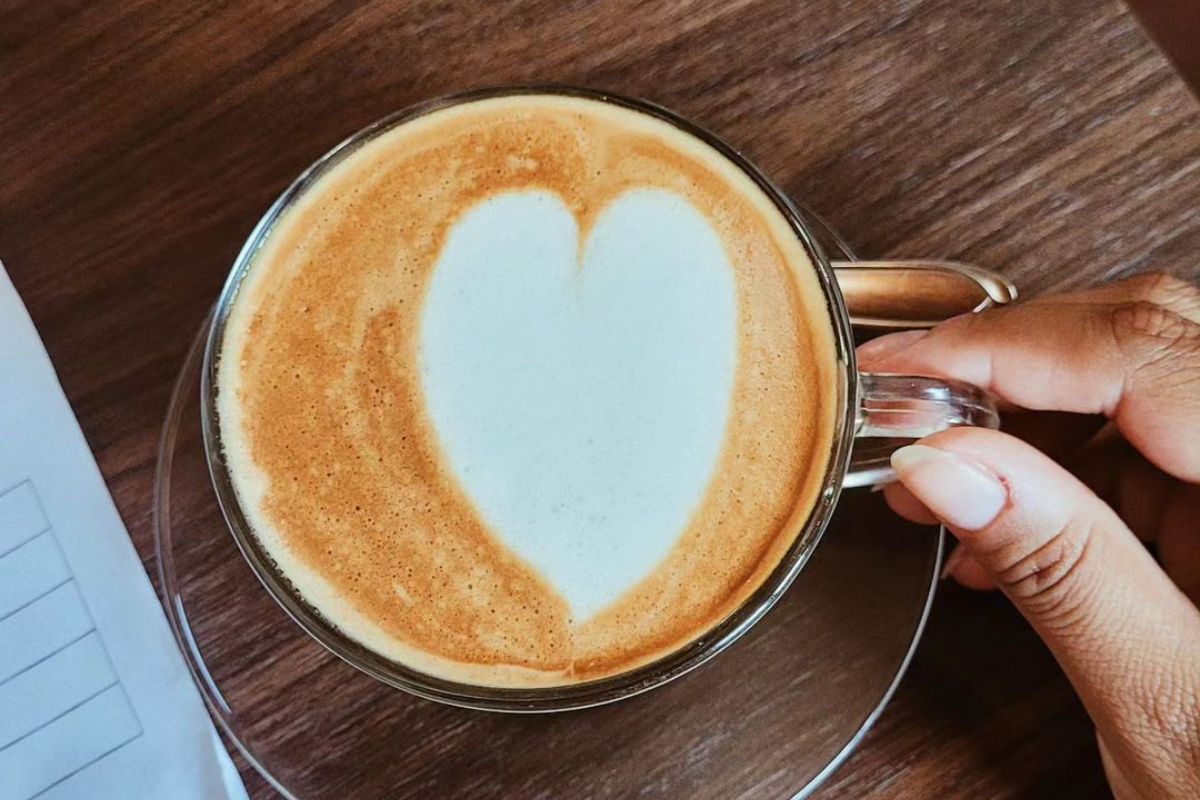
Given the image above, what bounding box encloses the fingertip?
[890,442,1008,532]
[915,426,1093,521]
[882,481,940,525]
[943,548,997,590]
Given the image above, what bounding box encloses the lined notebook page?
[0,262,246,800]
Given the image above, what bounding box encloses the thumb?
[891,428,1200,797]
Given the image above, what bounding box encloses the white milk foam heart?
[420,189,737,621]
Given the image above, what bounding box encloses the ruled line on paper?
[26,731,143,800]
[0,676,121,752]
[0,480,145,800]
[0,263,246,800]
[0,576,73,624]
[0,480,51,558]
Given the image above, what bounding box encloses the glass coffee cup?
[202,86,1012,711]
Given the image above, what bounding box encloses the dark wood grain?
[2,0,1199,797]
[1127,0,1200,93]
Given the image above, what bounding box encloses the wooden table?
[1129,0,1200,91]
[3,1,1199,797]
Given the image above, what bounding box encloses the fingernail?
[891,444,1007,531]
[940,544,967,580]
[856,329,928,362]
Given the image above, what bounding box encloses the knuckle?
[1108,299,1200,412]
[1154,683,1200,755]
[1128,659,1200,781]
[1109,301,1199,353]
[1122,270,1196,306]
[995,519,1095,624]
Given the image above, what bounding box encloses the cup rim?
[200,84,859,712]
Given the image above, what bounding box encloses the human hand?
[857,272,1200,800]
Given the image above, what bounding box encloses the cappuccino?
[217,93,838,687]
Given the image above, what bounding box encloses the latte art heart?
[420,189,737,621]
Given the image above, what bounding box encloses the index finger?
[857,273,1200,482]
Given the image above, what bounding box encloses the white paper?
[0,262,248,800]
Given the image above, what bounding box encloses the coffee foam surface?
[217,94,839,687]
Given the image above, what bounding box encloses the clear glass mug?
[202,86,1012,712]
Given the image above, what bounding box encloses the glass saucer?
[152,210,943,799]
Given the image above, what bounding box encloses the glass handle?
[832,260,1017,329]
[845,374,1000,488]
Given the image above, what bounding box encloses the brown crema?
[217,94,839,687]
